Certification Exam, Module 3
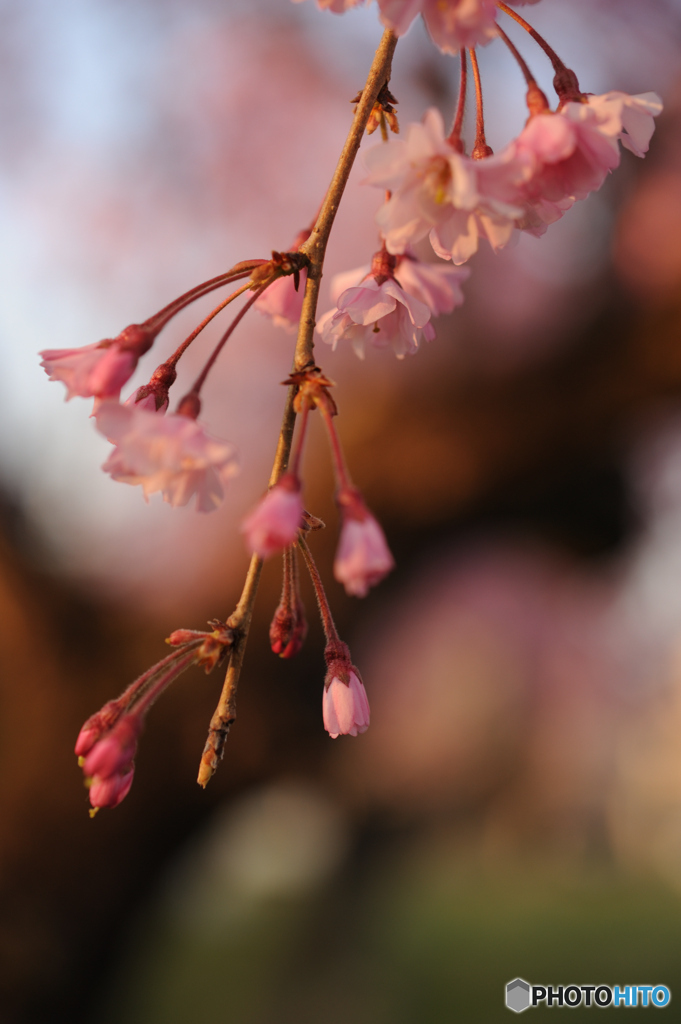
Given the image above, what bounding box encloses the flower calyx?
[133,361,177,411]
[284,366,338,417]
[166,619,234,673]
[352,82,399,136]
[250,250,311,294]
[370,247,397,286]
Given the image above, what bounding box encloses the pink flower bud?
[241,475,304,558]
[334,492,395,597]
[323,670,370,738]
[269,596,308,658]
[89,768,135,811]
[83,717,140,780]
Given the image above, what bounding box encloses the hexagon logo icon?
[506,978,531,1013]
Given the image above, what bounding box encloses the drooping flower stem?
[469,47,492,159]
[495,24,549,116]
[143,261,268,334]
[288,397,312,480]
[297,534,342,649]
[163,282,253,373]
[496,3,570,82]
[316,396,352,492]
[448,48,467,150]
[196,28,399,788]
[189,284,269,397]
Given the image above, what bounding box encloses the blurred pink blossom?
[334,502,395,596]
[254,268,307,333]
[96,401,239,512]
[241,475,304,558]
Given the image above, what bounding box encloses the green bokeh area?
[100,852,681,1023]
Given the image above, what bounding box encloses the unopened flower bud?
[89,768,135,812]
[322,644,370,738]
[83,716,140,781]
[270,595,308,658]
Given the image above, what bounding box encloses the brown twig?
[196,28,399,788]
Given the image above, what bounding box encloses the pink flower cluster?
[364,94,662,264]
[294,0,539,54]
[76,714,141,812]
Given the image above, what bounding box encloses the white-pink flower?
[318,276,434,358]
[291,0,364,11]
[323,670,370,738]
[96,400,239,512]
[364,108,530,264]
[377,0,499,53]
[329,252,469,319]
[395,252,469,314]
[335,510,395,597]
[254,269,307,333]
[40,342,137,401]
[513,91,662,233]
[241,475,304,558]
[40,324,155,401]
[293,0,540,52]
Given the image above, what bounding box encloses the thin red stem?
[188,284,268,397]
[469,48,492,159]
[164,282,252,371]
[448,49,468,149]
[297,535,341,647]
[495,24,536,88]
[143,262,267,333]
[317,400,352,491]
[288,399,311,480]
[496,2,567,77]
[131,649,200,718]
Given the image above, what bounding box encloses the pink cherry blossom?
[377,0,500,53]
[96,400,239,513]
[40,324,155,400]
[394,252,469,314]
[323,670,370,738]
[40,342,136,401]
[364,107,530,264]
[334,492,395,596]
[328,251,468,319]
[291,0,364,11]
[513,91,662,234]
[241,475,304,558]
[254,268,307,333]
[318,276,434,359]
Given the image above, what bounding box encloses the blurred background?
[1,0,681,1020]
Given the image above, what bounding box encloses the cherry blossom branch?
[296,27,398,373]
[196,29,398,788]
